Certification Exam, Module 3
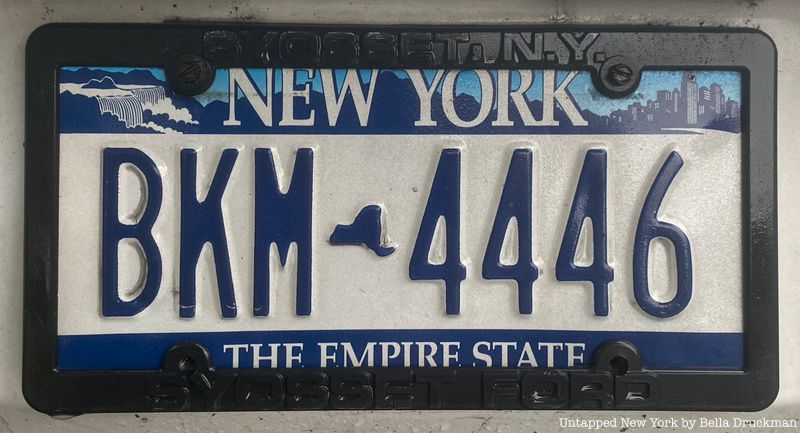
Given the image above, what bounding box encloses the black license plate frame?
[23,23,778,414]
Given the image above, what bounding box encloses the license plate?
[23,24,778,413]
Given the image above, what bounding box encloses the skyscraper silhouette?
[711,83,724,114]
[681,71,698,125]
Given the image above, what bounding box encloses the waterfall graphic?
[96,95,145,128]
[129,86,166,105]
[60,69,201,133]
[94,85,167,128]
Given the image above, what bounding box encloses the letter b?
[102,148,162,316]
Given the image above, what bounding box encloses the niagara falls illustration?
[92,81,166,127]
[60,69,197,133]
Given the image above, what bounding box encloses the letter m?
[253,148,313,316]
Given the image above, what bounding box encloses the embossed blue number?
[556,149,614,316]
[482,149,538,314]
[633,151,693,318]
[410,149,466,315]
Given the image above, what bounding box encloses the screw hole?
[606,63,633,86]
[178,357,196,372]
[609,355,629,375]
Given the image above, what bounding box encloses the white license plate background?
[55,67,743,370]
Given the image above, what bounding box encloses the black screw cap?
[166,54,214,96]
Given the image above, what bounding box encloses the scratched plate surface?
[55,66,743,372]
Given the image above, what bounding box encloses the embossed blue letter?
[102,148,162,317]
[253,148,314,316]
[179,149,239,318]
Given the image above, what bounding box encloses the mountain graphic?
[61,67,166,87]
[82,77,119,89]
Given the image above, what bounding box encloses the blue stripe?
[58,68,742,135]
[57,329,743,370]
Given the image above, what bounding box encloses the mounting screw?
[597,56,641,97]
[592,340,643,375]
[166,53,214,96]
[608,63,634,86]
[162,341,213,372]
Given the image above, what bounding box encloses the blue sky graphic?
[62,66,740,114]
